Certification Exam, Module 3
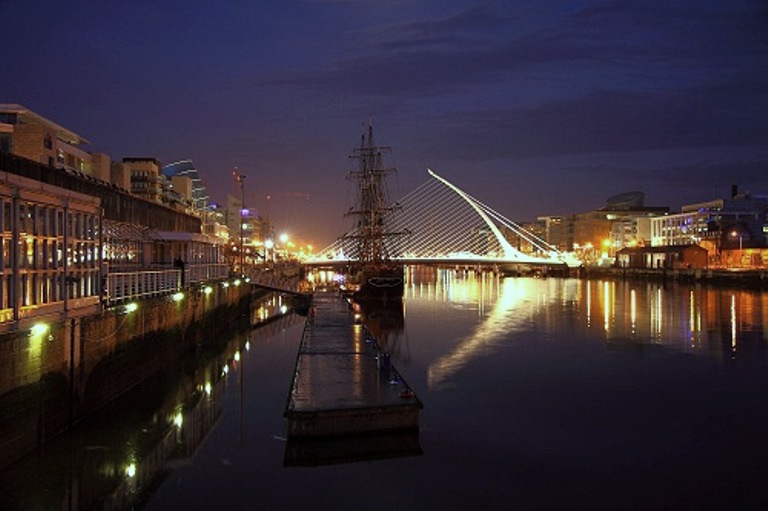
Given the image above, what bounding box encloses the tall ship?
[342,121,406,301]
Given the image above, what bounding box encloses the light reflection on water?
[3,271,768,509]
[407,269,768,392]
[423,276,544,390]
[146,271,768,509]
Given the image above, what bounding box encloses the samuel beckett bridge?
[306,169,581,272]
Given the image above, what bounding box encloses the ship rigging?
[342,121,407,299]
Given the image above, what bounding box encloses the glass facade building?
[162,160,210,211]
[0,173,101,323]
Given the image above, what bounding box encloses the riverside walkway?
[284,290,421,440]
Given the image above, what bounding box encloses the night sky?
[4,1,768,246]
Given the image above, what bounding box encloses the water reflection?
[0,300,295,510]
[407,269,768,391]
[422,276,545,390]
[284,295,422,467]
[351,298,405,357]
[284,430,422,467]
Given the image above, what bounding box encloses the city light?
[125,302,138,313]
[203,286,213,295]
[172,292,184,302]
[30,323,49,337]
[730,230,743,250]
[173,411,183,428]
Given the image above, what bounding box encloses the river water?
[2,270,768,510]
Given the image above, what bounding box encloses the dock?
[284,290,422,465]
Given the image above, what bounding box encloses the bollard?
[378,352,391,372]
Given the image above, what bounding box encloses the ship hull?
[350,264,404,301]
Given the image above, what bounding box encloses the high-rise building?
[162,160,210,211]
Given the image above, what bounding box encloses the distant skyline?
[4,0,767,246]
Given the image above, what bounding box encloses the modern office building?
[0,104,113,182]
[162,160,210,211]
[649,187,768,250]
[538,192,669,260]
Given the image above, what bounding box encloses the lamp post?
[279,233,289,262]
[265,239,274,264]
[234,171,246,275]
[730,230,743,250]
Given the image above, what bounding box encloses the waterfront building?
[0,103,114,183]
[123,157,201,214]
[202,202,229,240]
[616,244,708,269]
[162,160,211,212]
[124,157,166,204]
[539,192,668,263]
[537,215,572,252]
[226,193,259,269]
[648,186,768,252]
[0,105,233,331]
[500,221,548,255]
[165,174,193,210]
[0,170,101,327]
[0,149,230,331]
[579,193,668,254]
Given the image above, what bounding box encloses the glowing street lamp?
[730,230,743,250]
[233,170,246,275]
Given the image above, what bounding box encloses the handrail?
[105,263,231,305]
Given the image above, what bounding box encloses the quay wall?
[578,266,768,288]
[0,282,264,470]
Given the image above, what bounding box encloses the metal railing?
[187,263,230,284]
[106,263,231,305]
[107,270,181,303]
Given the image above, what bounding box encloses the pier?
[284,290,422,464]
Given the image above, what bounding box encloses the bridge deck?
[284,290,421,438]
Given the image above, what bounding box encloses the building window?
[0,193,99,314]
[0,134,10,153]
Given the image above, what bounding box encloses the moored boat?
[350,262,404,299]
[341,121,407,301]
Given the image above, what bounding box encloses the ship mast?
[345,121,398,264]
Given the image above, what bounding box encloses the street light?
[233,171,246,275]
[730,230,743,250]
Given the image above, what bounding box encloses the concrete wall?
[90,152,112,182]
[12,121,53,165]
[0,282,264,470]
